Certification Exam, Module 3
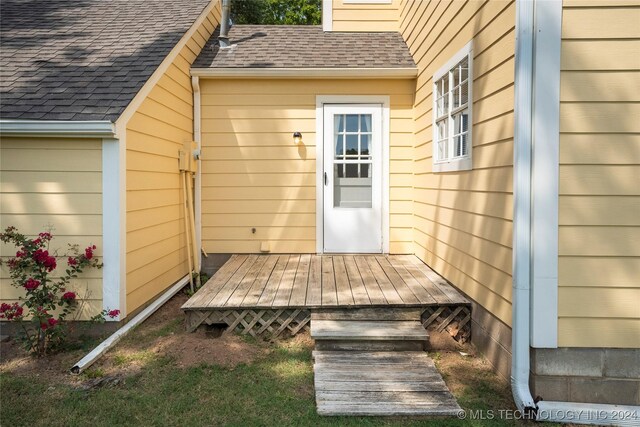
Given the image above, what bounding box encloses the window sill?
[433,157,472,173]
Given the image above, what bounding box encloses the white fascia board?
[530,0,561,349]
[0,120,115,138]
[191,68,418,79]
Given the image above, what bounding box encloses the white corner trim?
[0,120,115,138]
[315,95,391,254]
[192,76,203,257]
[530,0,561,349]
[190,68,418,79]
[101,137,126,320]
[115,0,217,129]
[323,0,333,31]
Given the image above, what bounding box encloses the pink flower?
[107,309,120,319]
[38,232,52,241]
[0,303,24,320]
[62,291,76,301]
[84,245,96,260]
[24,278,40,291]
[32,238,41,246]
[48,317,58,327]
[15,250,25,258]
[67,257,78,266]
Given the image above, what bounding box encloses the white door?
[323,104,383,253]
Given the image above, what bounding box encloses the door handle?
[324,171,328,186]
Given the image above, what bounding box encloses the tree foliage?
[231,0,321,25]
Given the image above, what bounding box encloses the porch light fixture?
[293,132,302,145]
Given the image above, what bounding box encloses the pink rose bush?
[0,227,105,355]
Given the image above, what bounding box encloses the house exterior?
[1,0,638,414]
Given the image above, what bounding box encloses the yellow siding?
[124,4,221,314]
[0,138,103,319]
[557,0,640,348]
[200,78,416,254]
[332,0,400,32]
[399,0,516,326]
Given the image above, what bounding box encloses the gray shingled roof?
[0,0,210,122]
[193,25,415,69]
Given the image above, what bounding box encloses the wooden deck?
[182,254,468,310]
[182,255,471,338]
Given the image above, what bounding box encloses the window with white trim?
[432,41,473,172]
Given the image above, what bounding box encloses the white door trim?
[315,95,390,254]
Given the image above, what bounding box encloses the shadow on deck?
[181,254,471,339]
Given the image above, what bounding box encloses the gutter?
[190,67,419,79]
[0,120,116,138]
[513,1,640,425]
[71,275,190,374]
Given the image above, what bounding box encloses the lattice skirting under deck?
[185,305,471,341]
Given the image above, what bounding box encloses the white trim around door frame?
[315,95,390,254]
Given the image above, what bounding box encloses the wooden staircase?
[311,308,461,416]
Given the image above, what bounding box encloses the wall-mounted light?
[293,132,302,145]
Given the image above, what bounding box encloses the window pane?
[360,114,371,132]
[346,115,359,132]
[453,111,469,134]
[437,119,448,140]
[461,80,469,106]
[460,58,469,82]
[360,134,370,156]
[455,133,468,157]
[334,165,372,208]
[346,134,358,155]
[453,86,461,109]
[438,138,447,161]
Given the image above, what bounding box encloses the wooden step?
[311,320,428,341]
[311,307,422,321]
[315,340,425,352]
[314,350,461,416]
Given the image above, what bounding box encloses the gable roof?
[0,0,210,122]
[193,25,416,70]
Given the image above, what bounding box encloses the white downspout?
[512,0,537,415]
[514,2,640,425]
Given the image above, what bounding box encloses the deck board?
[183,255,469,310]
[289,254,311,306]
[321,256,338,306]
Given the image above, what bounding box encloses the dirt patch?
[155,329,267,368]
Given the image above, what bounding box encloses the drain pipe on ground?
[513,1,640,425]
[70,275,190,374]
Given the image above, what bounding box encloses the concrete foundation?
[461,289,639,406]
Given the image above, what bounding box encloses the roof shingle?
[0,0,210,122]
[193,25,416,70]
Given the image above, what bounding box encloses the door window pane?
[335,115,344,133]
[346,114,359,132]
[345,134,358,156]
[335,134,344,156]
[360,115,371,132]
[360,134,370,155]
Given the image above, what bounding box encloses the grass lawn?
[1,294,544,427]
